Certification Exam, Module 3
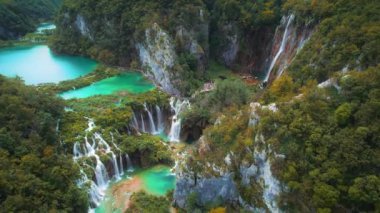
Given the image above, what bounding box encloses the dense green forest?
[261,67,380,212]
[0,0,62,39]
[0,0,379,212]
[0,76,88,211]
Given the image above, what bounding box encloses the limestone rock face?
[136,23,180,95]
[173,174,239,209]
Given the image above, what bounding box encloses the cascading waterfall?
[168,97,190,142]
[77,168,104,207]
[264,14,295,82]
[111,133,124,176]
[130,104,166,135]
[156,105,164,131]
[94,154,109,189]
[73,142,83,158]
[72,119,134,210]
[140,114,146,133]
[144,103,157,134]
[132,112,139,130]
[126,154,134,172]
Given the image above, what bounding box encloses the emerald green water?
[95,165,175,213]
[60,72,155,99]
[139,165,175,195]
[0,45,97,84]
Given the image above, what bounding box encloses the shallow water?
[0,45,97,84]
[60,72,155,99]
[95,165,175,213]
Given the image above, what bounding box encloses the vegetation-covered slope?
[0,76,88,212]
[0,0,62,39]
[261,67,380,212]
[285,0,380,84]
[174,0,380,212]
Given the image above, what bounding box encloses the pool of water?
[0,45,97,84]
[95,165,175,213]
[60,72,155,99]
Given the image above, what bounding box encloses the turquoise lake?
[95,165,175,213]
[60,72,155,99]
[0,45,97,84]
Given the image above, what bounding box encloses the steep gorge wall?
[52,1,314,95]
[52,1,209,95]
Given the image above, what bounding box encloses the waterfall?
[86,117,96,132]
[168,97,190,142]
[119,155,124,175]
[89,181,104,207]
[264,14,295,82]
[126,154,134,172]
[94,154,109,189]
[110,152,121,180]
[111,133,124,176]
[130,104,166,135]
[132,112,139,130]
[73,142,83,158]
[78,168,104,207]
[73,119,131,210]
[144,103,157,134]
[140,114,146,133]
[85,136,95,156]
[156,105,164,131]
[56,119,60,132]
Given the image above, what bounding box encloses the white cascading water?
[264,14,295,82]
[94,154,109,189]
[126,154,134,172]
[73,119,133,210]
[130,104,165,135]
[73,142,83,158]
[144,103,157,134]
[77,168,104,207]
[156,105,164,132]
[140,114,146,133]
[168,97,190,142]
[132,112,139,130]
[111,133,124,176]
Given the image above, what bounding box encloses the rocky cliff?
[53,1,317,95]
[172,104,285,212]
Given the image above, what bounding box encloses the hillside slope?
[0,0,62,39]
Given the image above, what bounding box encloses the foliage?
[0,0,62,39]
[208,0,281,30]
[126,191,170,213]
[38,66,122,93]
[0,75,88,212]
[120,134,172,167]
[287,0,380,85]
[205,79,250,112]
[260,66,380,212]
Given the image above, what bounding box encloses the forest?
[0,0,379,212]
[0,0,62,39]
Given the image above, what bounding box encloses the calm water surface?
[0,45,97,84]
